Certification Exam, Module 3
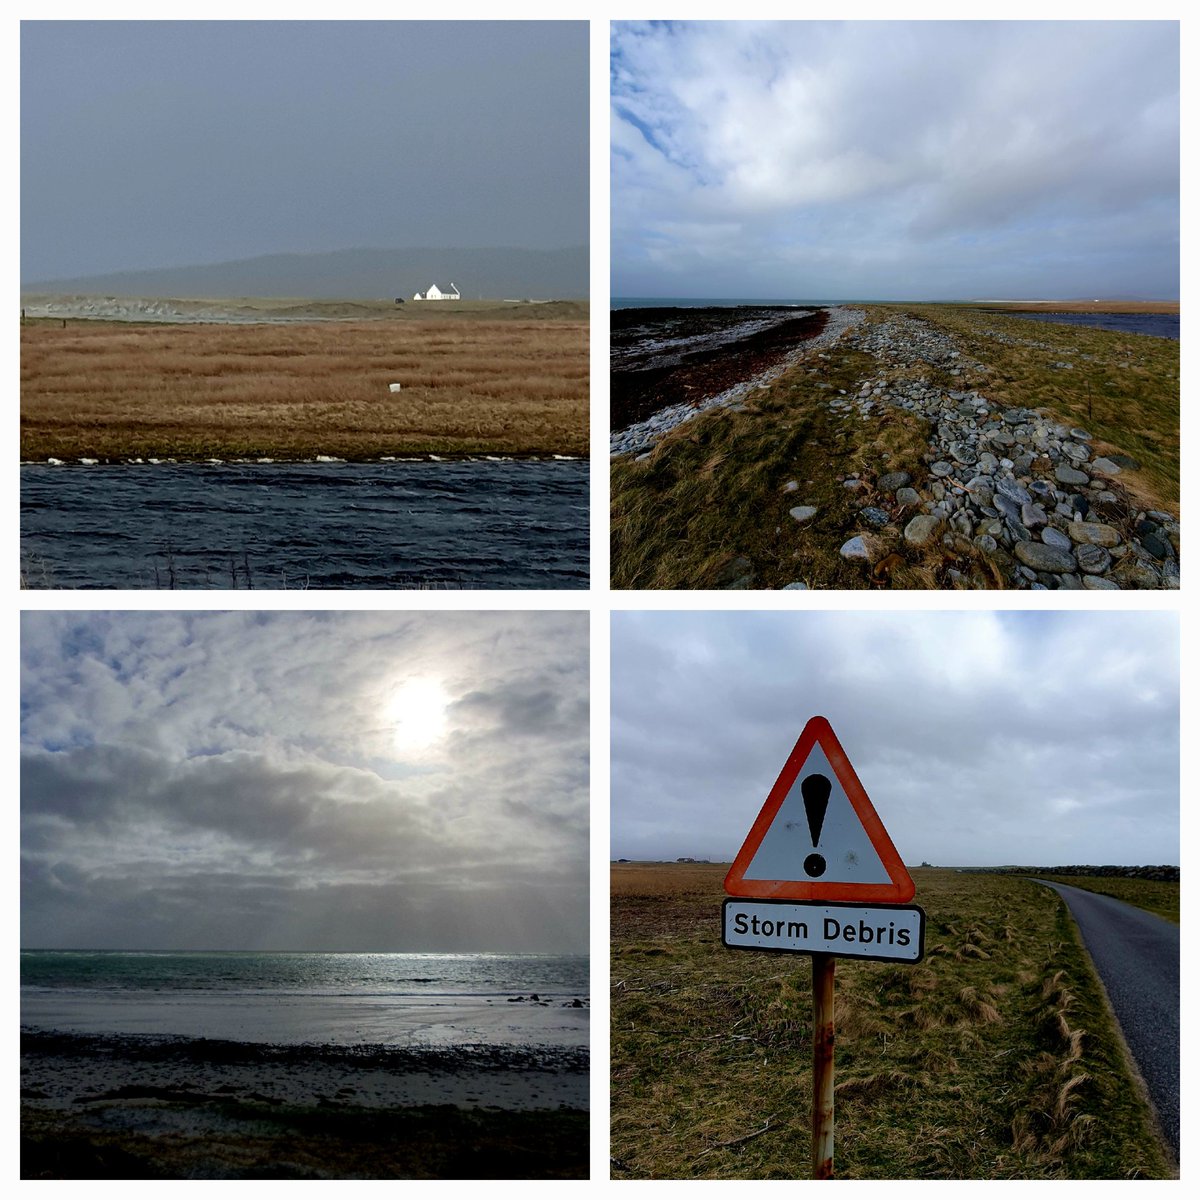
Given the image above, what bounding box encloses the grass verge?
[610,863,1173,1179]
[1033,876,1179,924]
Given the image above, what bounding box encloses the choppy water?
[20,460,588,589]
[21,950,590,1047]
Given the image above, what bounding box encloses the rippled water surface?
[998,311,1178,339]
[21,950,590,1047]
[21,460,588,589]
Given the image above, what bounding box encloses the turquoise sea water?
[21,950,589,1047]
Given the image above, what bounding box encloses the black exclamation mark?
[802,774,831,877]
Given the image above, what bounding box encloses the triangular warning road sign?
[725,716,915,902]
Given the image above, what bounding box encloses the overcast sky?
[612,611,1178,868]
[21,21,588,281]
[21,611,588,953]
[611,20,1179,300]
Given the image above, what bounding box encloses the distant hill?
[21,246,589,301]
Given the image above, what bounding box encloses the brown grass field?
[610,863,1175,1179]
[20,314,588,460]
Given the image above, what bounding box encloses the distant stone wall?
[965,865,1179,882]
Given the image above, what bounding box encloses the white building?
[412,283,461,301]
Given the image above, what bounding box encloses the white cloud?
[612,20,1179,299]
[21,612,589,952]
[611,611,1178,867]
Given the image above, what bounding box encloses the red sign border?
[724,715,916,902]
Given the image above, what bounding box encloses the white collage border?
[8,2,1190,1192]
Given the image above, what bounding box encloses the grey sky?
[611,611,1178,868]
[21,611,589,953]
[21,21,588,281]
[611,21,1179,300]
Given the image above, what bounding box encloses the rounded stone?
[1090,457,1122,476]
[1067,522,1121,548]
[1014,541,1077,573]
[1074,543,1112,575]
[859,506,889,527]
[1055,464,1089,486]
[1020,503,1048,530]
[1081,574,1120,590]
[930,461,955,478]
[895,487,921,506]
[789,505,819,524]
[904,514,943,547]
[840,536,871,561]
[877,471,912,492]
[1041,526,1073,551]
[1141,532,1171,560]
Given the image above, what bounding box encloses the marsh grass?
[610,304,1178,590]
[21,318,587,460]
[610,864,1173,1179]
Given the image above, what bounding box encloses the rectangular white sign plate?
[723,898,926,963]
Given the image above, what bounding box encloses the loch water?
[20,459,588,590]
[987,311,1178,340]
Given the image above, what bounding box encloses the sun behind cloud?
[385,677,451,755]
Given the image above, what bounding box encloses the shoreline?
[21,453,586,466]
[611,305,864,456]
[22,1028,588,1178]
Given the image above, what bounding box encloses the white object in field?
[389,383,402,393]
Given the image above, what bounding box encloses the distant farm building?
[412,283,461,301]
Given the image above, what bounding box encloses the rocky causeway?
[611,305,1179,590]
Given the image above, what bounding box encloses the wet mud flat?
[611,306,828,430]
[21,1030,588,1179]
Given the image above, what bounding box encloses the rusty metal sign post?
[723,716,924,1179]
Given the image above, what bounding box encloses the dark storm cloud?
[21,612,588,952]
[611,612,1178,867]
[21,20,588,280]
[612,20,1179,299]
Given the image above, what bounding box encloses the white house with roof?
[412,283,461,301]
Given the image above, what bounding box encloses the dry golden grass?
[21,318,587,460]
[610,863,1173,1179]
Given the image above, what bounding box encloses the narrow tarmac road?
[1034,880,1179,1165]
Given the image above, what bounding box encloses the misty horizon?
[22,21,588,282]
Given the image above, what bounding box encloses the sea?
[19,459,588,589]
[20,949,590,1049]
[614,299,1179,342]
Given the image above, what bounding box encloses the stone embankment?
[829,312,1178,589]
[965,865,1179,883]
[610,306,866,457]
